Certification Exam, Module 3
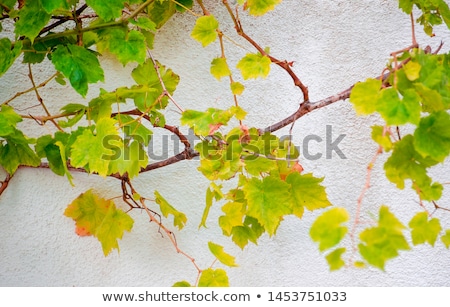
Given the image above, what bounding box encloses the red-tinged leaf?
[64,189,134,256]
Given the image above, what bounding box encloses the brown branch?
[264,72,391,133]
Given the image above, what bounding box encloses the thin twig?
[2,72,58,106]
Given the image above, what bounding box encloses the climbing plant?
[1,0,450,286]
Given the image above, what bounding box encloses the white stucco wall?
[1,0,450,286]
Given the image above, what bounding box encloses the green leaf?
[198,268,229,287]
[403,60,421,81]
[130,17,157,32]
[130,59,179,111]
[115,114,153,146]
[199,183,223,229]
[398,0,414,14]
[55,141,74,186]
[172,281,191,287]
[441,230,450,248]
[108,140,148,178]
[0,141,41,174]
[326,248,346,271]
[384,135,439,191]
[0,105,23,137]
[414,83,445,112]
[36,134,68,176]
[208,241,238,267]
[64,189,134,256]
[371,125,392,151]
[237,53,271,80]
[310,207,349,252]
[414,111,450,162]
[409,212,442,246]
[358,206,410,270]
[191,15,219,47]
[51,44,104,97]
[230,82,245,95]
[175,0,193,12]
[147,0,176,29]
[219,201,246,235]
[246,0,281,16]
[349,78,382,115]
[0,39,22,77]
[154,191,187,230]
[86,0,125,21]
[243,176,292,235]
[97,28,146,66]
[181,107,239,136]
[376,88,421,125]
[41,0,70,13]
[70,118,119,176]
[286,172,332,218]
[0,0,16,10]
[14,1,51,42]
[210,57,231,80]
[231,216,265,249]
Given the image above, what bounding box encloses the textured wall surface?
[1,0,450,286]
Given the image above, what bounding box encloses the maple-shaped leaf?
[409,212,442,246]
[358,206,410,270]
[243,175,292,235]
[326,248,346,271]
[154,191,187,230]
[70,118,120,176]
[130,59,180,111]
[286,172,332,218]
[376,88,421,125]
[237,53,271,80]
[246,0,282,16]
[198,268,229,287]
[108,140,148,178]
[51,44,104,97]
[64,189,134,256]
[210,57,232,80]
[96,28,146,65]
[191,15,219,47]
[310,207,349,252]
[208,241,238,267]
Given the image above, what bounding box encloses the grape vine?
[1,0,450,286]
